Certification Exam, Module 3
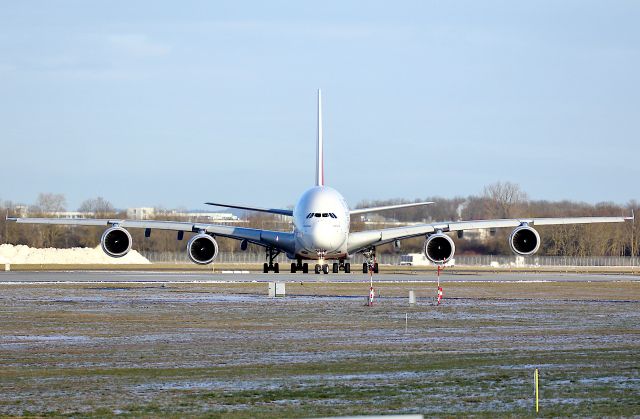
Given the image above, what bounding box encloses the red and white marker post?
[436,264,444,305]
[368,261,375,306]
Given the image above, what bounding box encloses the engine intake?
[509,225,541,255]
[100,227,132,258]
[187,234,219,265]
[424,232,455,264]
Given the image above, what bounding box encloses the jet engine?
[100,226,132,258]
[187,234,219,265]
[424,232,456,264]
[509,225,541,256]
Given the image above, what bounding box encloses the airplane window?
[306,213,313,218]
[315,213,321,217]
[330,213,337,218]
[322,213,328,217]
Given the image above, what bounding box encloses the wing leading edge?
[7,217,296,254]
[347,215,633,254]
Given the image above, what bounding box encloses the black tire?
[274,263,279,273]
[374,263,379,274]
[345,263,351,273]
[314,264,321,274]
[302,263,309,273]
[363,263,368,273]
[332,263,339,273]
[291,263,297,273]
[323,264,329,274]
[263,263,269,273]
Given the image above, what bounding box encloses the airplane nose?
[307,223,335,250]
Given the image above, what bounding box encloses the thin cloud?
[106,34,172,58]
[11,33,173,81]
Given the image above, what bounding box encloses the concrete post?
[409,290,416,305]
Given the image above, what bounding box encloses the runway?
[0,270,638,284]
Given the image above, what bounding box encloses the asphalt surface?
[0,270,638,284]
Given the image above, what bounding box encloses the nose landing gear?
[313,251,330,274]
[314,261,350,274]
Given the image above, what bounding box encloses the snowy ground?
[0,278,638,417]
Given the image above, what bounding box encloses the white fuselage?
[292,186,350,260]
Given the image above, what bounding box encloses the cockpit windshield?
[306,212,338,219]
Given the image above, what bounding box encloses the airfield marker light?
[534,368,539,413]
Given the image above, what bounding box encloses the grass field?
[1,278,639,417]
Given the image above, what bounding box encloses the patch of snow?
[0,244,150,264]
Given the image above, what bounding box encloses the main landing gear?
[263,247,281,273]
[290,258,309,274]
[362,248,379,274]
[336,260,351,273]
[264,251,351,275]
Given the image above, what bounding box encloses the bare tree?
[78,197,115,218]
[32,193,67,214]
[482,182,528,218]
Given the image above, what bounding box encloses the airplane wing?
[350,201,434,216]
[205,202,293,216]
[347,215,634,254]
[6,217,296,253]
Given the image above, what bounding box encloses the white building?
[126,207,155,220]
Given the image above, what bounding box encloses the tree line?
[1,183,638,257]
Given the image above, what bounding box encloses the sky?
[1,1,639,211]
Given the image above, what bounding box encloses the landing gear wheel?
[362,263,368,274]
[291,263,297,273]
[323,264,329,274]
[273,263,279,273]
[332,263,339,273]
[344,263,351,273]
[374,263,379,274]
[314,264,321,274]
[302,263,309,273]
[263,263,269,273]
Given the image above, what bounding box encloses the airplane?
[7,90,634,274]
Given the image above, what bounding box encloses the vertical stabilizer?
[316,89,324,186]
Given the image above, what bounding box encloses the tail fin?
[316,89,324,186]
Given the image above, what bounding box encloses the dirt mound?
[0,244,150,264]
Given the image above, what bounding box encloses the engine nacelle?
[509,225,541,256]
[100,226,132,258]
[424,232,456,264]
[187,234,219,265]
